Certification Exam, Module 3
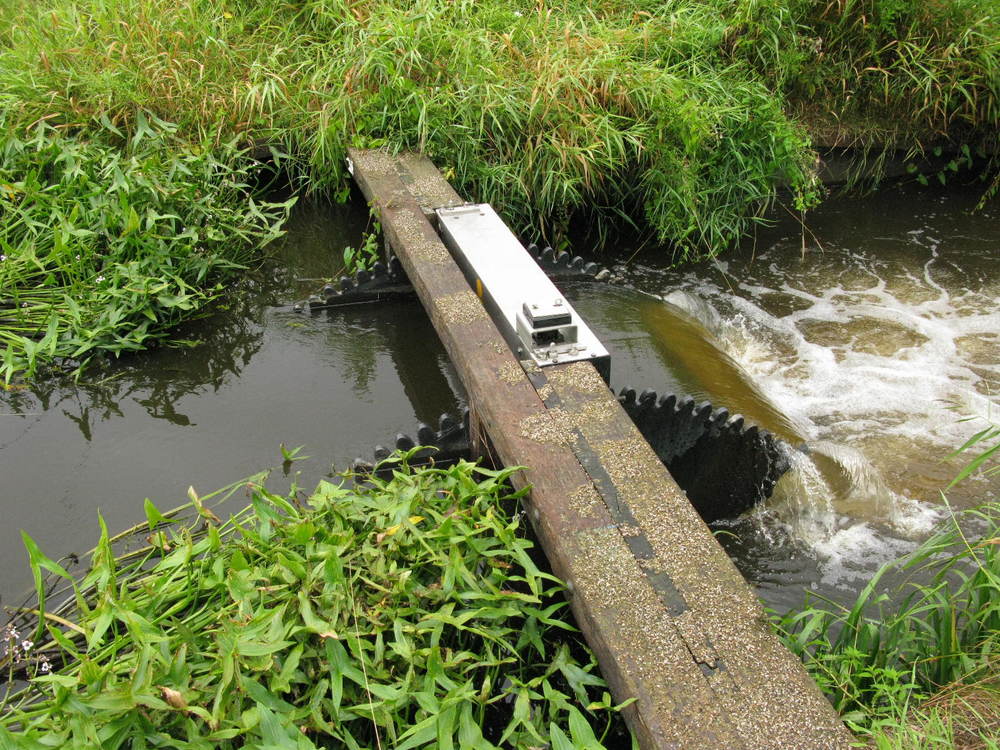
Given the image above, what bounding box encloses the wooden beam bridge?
[347,148,852,750]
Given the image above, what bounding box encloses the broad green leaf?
[142,498,166,531]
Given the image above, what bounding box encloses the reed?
[0,456,631,748]
[784,0,1000,144]
[777,504,1000,727]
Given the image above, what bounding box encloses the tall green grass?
[786,0,1000,148]
[0,457,630,748]
[778,505,1000,727]
[3,0,996,254]
[1,0,997,377]
[2,0,823,257]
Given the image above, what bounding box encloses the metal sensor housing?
[435,204,610,381]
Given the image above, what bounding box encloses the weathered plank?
[348,148,852,749]
[533,360,852,748]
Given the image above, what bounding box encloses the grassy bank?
[786,0,1000,152]
[1,458,630,748]
[4,0,998,246]
[1,0,997,378]
[777,504,1000,748]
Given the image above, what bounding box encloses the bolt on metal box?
[435,204,610,381]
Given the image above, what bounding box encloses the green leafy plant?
[1,456,632,748]
[774,421,1000,744]
[949,420,1000,489]
[279,443,310,463]
[342,230,382,274]
[776,0,1000,182]
[0,114,293,381]
[1,0,831,260]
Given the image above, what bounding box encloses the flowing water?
[0,182,996,616]
[571,181,999,610]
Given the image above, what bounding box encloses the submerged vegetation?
[0,0,997,376]
[0,458,628,748]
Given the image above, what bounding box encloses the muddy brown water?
[1,181,997,616]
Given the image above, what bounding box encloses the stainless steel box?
[435,204,610,381]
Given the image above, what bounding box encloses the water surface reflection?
[0,199,463,605]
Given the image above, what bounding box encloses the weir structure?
[346,148,852,750]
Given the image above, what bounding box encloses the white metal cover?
[435,204,610,380]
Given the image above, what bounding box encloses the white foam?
[890,495,945,537]
[639,210,997,577]
[765,440,943,543]
[675,246,999,454]
[812,523,914,589]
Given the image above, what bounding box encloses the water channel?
[1,181,997,617]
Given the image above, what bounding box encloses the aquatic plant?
[778,503,1000,723]
[342,227,383,274]
[0,115,292,381]
[0,457,629,748]
[0,0,823,256]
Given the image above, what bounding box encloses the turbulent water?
[573,181,999,609]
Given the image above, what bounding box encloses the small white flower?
[21,639,33,653]
[513,9,522,15]
[21,302,28,308]
[96,275,105,283]
[0,254,7,261]
[39,659,51,673]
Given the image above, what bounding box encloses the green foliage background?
[0,0,997,376]
[0,116,291,381]
[4,0,997,247]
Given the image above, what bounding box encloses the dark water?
[1,182,997,617]
[0,198,464,607]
